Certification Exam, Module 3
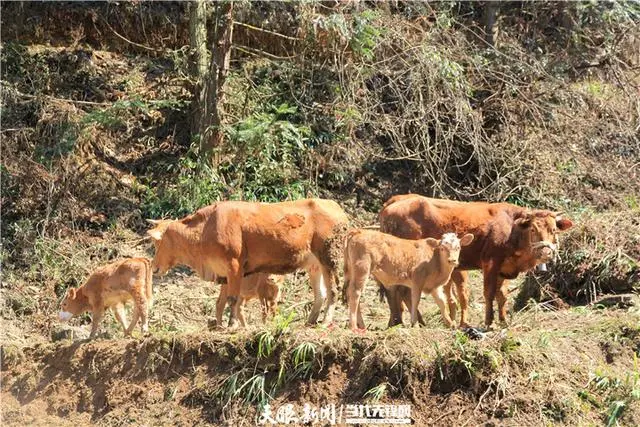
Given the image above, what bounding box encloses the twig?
[232,44,297,61]
[103,19,166,53]
[233,20,300,41]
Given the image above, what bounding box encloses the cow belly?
[103,291,132,307]
[373,270,412,288]
[244,251,316,276]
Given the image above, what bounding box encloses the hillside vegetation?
[1,2,639,426]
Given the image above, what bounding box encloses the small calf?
[215,274,284,326]
[58,258,153,338]
[344,230,473,331]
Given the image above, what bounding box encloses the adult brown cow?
[147,199,348,328]
[379,194,573,328]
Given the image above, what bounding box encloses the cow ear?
[147,228,165,241]
[556,218,573,231]
[425,238,439,248]
[460,233,474,246]
[68,288,77,299]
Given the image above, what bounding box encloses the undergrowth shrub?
[141,103,315,218]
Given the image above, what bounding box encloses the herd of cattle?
[58,194,573,338]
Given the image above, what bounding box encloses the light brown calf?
[344,230,474,331]
[58,258,153,338]
[215,274,284,326]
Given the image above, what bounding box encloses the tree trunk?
[200,1,234,166]
[482,2,499,47]
[190,0,209,139]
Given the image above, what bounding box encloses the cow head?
[58,287,89,321]
[146,219,177,275]
[427,232,475,267]
[514,211,573,266]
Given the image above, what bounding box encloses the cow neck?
[171,221,204,274]
[75,286,90,308]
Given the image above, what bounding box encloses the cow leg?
[482,264,500,328]
[132,287,150,335]
[431,286,454,328]
[216,284,228,328]
[401,286,425,326]
[307,264,325,325]
[113,303,130,335]
[410,285,422,327]
[347,271,368,331]
[260,296,268,323]
[347,280,362,330]
[237,297,247,327]
[496,279,509,327]
[452,270,471,328]
[320,266,338,325]
[357,303,365,330]
[384,285,404,327]
[90,305,105,339]
[226,259,244,328]
[347,259,370,331]
[126,306,140,336]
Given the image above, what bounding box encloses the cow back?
[380,195,523,270]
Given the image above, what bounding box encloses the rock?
[462,327,487,340]
[50,325,90,342]
[593,294,637,309]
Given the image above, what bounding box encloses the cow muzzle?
[531,241,558,262]
[58,311,73,322]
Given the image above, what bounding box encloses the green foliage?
[291,341,316,379]
[140,153,226,219]
[223,103,314,202]
[585,360,640,426]
[255,330,275,359]
[350,10,383,60]
[81,98,187,130]
[271,310,296,336]
[238,373,269,409]
[142,99,314,218]
[312,9,384,60]
[364,382,388,403]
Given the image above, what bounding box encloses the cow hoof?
[323,322,336,331]
[227,319,240,330]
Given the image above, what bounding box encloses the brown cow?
[58,258,153,338]
[215,273,284,326]
[379,194,573,328]
[147,199,348,328]
[344,229,474,331]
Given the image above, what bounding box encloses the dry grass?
[2,292,639,426]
